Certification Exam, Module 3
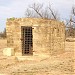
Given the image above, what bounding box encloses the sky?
[0,0,75,32]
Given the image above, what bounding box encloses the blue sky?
[0,0,74,32]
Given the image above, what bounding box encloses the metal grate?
[21,26,33,55]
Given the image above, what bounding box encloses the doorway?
[21,26,33,55]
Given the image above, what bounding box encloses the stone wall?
[6,18,65,56]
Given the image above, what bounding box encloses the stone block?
[3,48,14,56]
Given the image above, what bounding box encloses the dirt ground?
[0,38,75,75]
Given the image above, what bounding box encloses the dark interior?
[21,26,33,55]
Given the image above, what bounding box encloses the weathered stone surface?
[6,18,65,56]
[3,48,14,56]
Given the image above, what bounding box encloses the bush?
[0,28,6,38]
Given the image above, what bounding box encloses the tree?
[0,28,6,38]
[66,5,75,37]
[72,6,75,16]
[25,3,60,20]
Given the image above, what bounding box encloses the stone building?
[5,18,65,56]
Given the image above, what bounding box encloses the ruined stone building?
[5,18,65,56]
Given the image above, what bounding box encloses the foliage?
[0,28,6,38]
[65,28,75,38]
[9,17,15,21]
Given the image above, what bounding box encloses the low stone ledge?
[66,38,75,42]
[3,48,14,56]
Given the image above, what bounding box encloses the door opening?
[21,26,33,55]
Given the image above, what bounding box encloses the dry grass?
[0,38,75,75]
